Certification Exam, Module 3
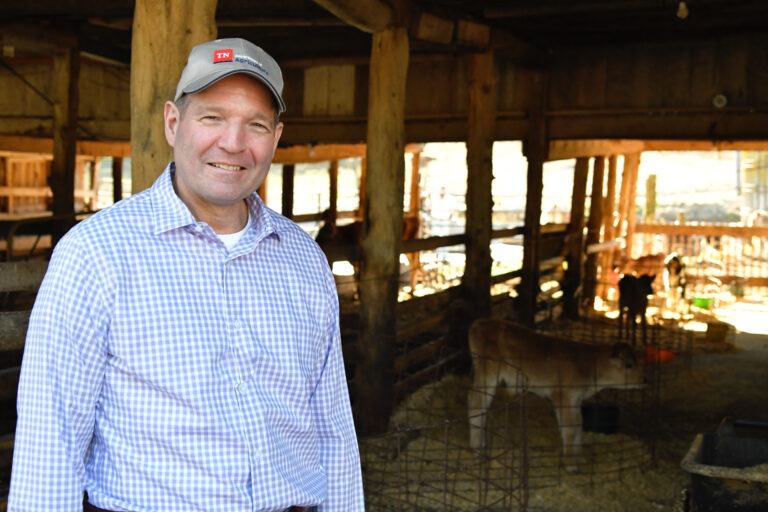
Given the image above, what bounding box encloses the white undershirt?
[217,210,252,250]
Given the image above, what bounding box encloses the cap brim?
[177,69,286,112]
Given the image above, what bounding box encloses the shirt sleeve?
[310,278,365,512]
[8,233,110,511]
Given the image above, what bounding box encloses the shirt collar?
[150,162,281,243]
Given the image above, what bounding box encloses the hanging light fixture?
[676,0,689,19]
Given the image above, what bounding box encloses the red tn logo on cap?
[213,49,233,63]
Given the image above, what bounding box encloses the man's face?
[164,74,283,218]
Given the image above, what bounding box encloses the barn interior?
[2,1,768,510]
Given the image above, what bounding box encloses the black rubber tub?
[681,418,768,512]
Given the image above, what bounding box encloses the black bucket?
[581,404,619,434]
[681,418,768,512]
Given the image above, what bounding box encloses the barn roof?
[2,0,767,65]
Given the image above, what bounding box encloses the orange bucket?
[646,346,676,363]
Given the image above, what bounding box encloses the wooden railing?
[633,222,768,293]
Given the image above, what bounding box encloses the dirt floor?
[360,295,768,511]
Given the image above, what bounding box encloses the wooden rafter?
[549,138,768,161]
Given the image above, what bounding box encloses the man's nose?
[217,123,247,153]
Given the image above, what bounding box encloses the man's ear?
[164,101,180,148]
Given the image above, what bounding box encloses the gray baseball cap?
[174,37,286,112]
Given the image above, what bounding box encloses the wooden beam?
[635,223,768,238]
[412,12,454,44]
[355,26,409,436]
[456,20,491,47]
[520,70,548,326]
[562,156,589,319]
[310,0,394,33]
[485,1,653,18]
[50,45,80,243]
[409,152,421,213]
[625,153,640,258]
[586,239,623,254]
[463,50,496,321]
[273,142,423,165]
[311,0,501,51]
[112,157,123,204]
[642,139,768,151]
[130,0,216,193]
[328,159,339,221]
[358,156,367,218]
[281,164,295,218]
[0,23,78,54]
[598,154,619,298]
[0,135,131,157]
[583,156,605,306]
[548,139,646,161]
[548,138,768,162]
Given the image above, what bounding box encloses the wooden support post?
[88,158,100,210]
[617,157,631,247]
[583,156,605,308]
[357,156,367,219]
[282,164,295,219]
[623,153,641,258]
[645,173,657,222]
[329,159,339,222]
[409,152,421,214]
[130,0,216,193]
[519,71,548,326]
[50,44,80,244]
[463,50,497,322]
[112,157,123,205]
[563,156,589,319]
[598,155,619,299]
[644,173,657,253]
[356,26,409,436]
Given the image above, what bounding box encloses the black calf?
[618,273,655,346]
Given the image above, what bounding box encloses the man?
[9,38,365,512]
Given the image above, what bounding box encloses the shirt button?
[233,320,242,329]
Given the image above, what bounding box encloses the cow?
[615,252,665,292]
[663,252,687,312]
[315,210,361,248]
[315,210,422,294]
[467,318,645,473]
[618,273,655,347]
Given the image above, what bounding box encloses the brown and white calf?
[467,318,645,473]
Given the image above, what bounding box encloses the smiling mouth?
[210,163,244,171]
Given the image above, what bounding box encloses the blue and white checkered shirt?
[9,164,364,512]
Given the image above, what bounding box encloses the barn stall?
[3,0,768,510]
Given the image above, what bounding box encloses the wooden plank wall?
[547,34,768,139]
[0,58,130,141]
[4,33,767,146]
